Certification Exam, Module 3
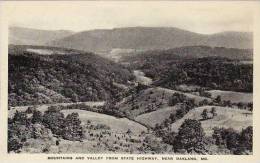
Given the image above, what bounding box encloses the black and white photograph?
[3,1,256,156]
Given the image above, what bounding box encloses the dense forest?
[9,46,134,106]
[160,57,253,92]
[123,46,253,92]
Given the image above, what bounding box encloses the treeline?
[9,49,134,106]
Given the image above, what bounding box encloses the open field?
[206,90,253,103]
[135,106,179,128]
[133,70,153,85]
[61,109,147,134]
[171,106,252,136]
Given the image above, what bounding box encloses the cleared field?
[207,90,252,103]
[135,106,179,128]
[118,87,212,117]
[8,101,105,118]
[159,87,212,104]
[61,109,147,134]
[175,84,201,92]
[133,70,153,85]
[171,106,252,136]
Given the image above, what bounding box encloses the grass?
[207,90,252,103]
[171,105,252,136]
[118,87,212,117]
[61,109,147,134]
[135,106,179,128]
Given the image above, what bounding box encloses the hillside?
[9,26,74,46]
[171,106,252,136]
[124,53,253,92]
[48,27,253,53]
[118,87,212,118]
[8,45,134,106]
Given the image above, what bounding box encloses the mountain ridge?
[9,26,253,53]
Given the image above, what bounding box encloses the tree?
[201,109,209,120]
[126,129,132,135]
[8,137,23,153]
[247,103,253,111]
[62,112,83,141]
[210,107,217,117]
[239,126,253,151]
[175,108,187,119]
[12,111,28,125]
[199,99,209,106]
[212,127,225,146]
[173,119,206,153]
[168,93,187,106]
[25,106,36,114]
[223,100,232,107]
[214,95,221,104]
[225,129,240,151]
[31,110,43,124]
[43,108,65,136]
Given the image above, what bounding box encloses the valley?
[8,28,253,155]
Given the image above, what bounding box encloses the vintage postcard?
[0,1,260,163]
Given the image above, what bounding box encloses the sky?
[2,1,255,34]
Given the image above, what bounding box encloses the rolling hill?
[8,45,134,106]
[171,106,252,136]
[48,27,253,53]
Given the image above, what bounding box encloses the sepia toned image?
[1,1,257,157]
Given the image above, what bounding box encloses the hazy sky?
[3,1,254,34]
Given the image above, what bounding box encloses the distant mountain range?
[9,26,253,53]
[9,26,74,46]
